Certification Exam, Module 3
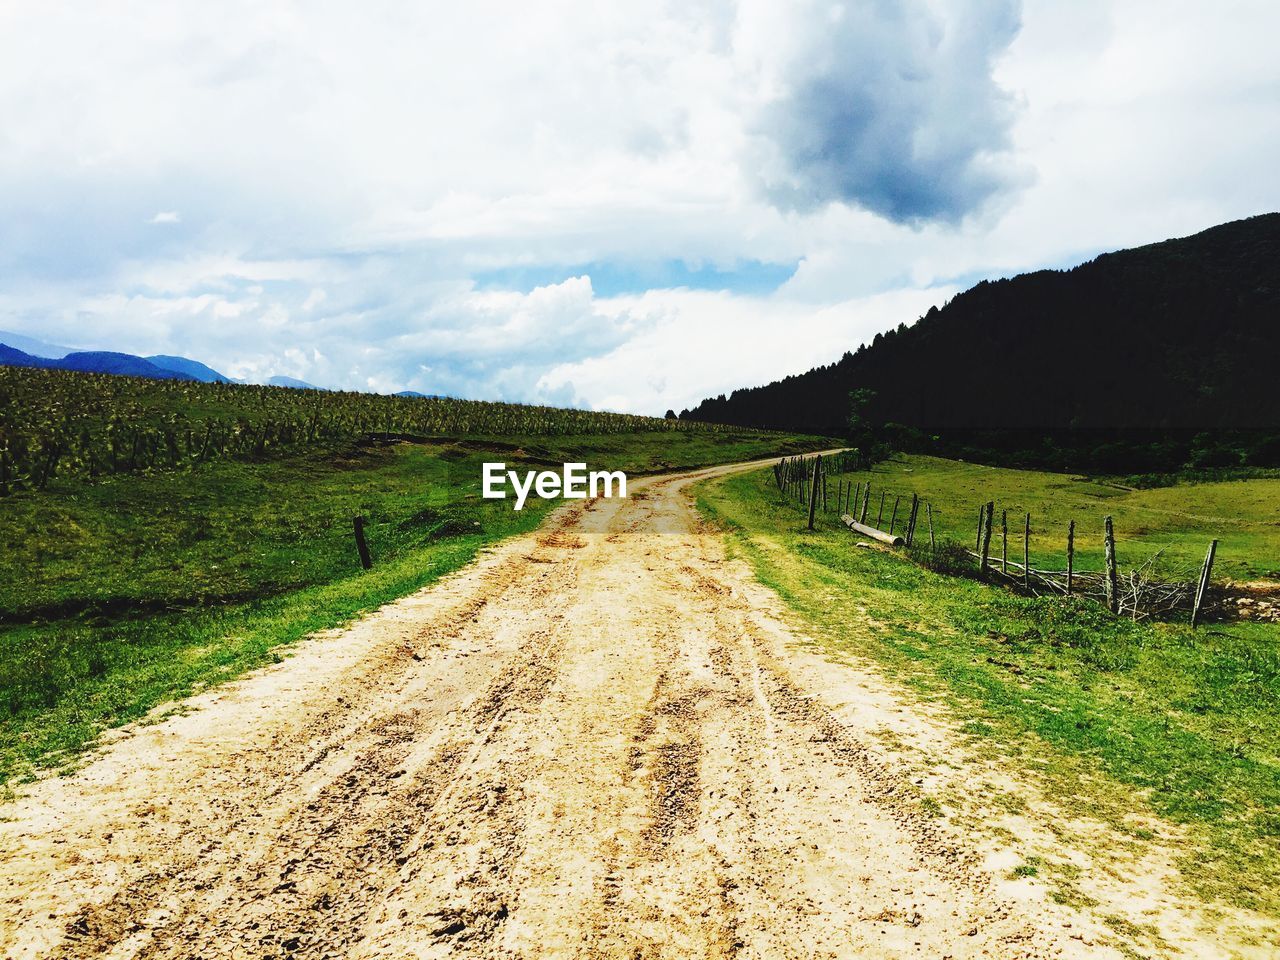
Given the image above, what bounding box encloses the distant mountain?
[0,339,323,390]
[395,390,427,398]
[0,345,198,381]
[147,355,233,382]
[0,329,75,359]
[56,351,200,380]
[681,213,1280,470]
[0,344,46,368]
[267,375,321,390]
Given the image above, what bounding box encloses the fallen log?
[840,514,904,547]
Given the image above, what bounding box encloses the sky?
[1,0,1278,414]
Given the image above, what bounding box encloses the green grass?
[1009,857,1042,879]
[1,428,823,784]
[696,466,1280,916]
[833,453,1280,580]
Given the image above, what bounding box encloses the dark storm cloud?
[754,0,1024,223]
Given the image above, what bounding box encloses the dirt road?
[3,459,1140,958]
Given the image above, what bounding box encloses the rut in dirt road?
[2,457,1120,959]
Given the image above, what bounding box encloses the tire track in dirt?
[56,598,575,960]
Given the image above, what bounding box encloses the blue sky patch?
[472,259,798,297]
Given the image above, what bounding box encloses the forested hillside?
[682,214,1280,470]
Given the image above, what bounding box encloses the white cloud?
[0,1,1278,413]
[738,0,1025,222]
[537,285,957,414]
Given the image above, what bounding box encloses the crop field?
[829,453,1280,582]
[0,370,823,783]
[0,366,754,494]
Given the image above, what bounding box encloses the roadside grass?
[831,453,1280,581]
[696,467,1280,917]
[1,429,821,784]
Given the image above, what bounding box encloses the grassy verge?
[1,429,823,784]
[695,466,1280,916]
[833,453,1280,580]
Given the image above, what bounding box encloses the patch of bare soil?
[1216,580,1280,622]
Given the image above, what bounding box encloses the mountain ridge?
[147,355,234,383]
[0,343,323,392]
[0,345,200,381]
[0,329,74,359]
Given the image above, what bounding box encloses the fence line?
[772,454,1219,625]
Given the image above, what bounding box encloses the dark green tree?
[846,388,876,440]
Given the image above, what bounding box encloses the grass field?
[696,464,1280,916]
[1,426,822,785]
[831,453,1280,581]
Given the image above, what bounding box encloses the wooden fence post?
[926,502,936,555]
[353,515,373,570]
[1191,539,1219,628]
[905,494,920,547]
[888,496,900,535]
[1001,509,1008,574]
[876,491,887,528]
[1023,513,1031,589]
[1067,520,1075,596]
[980,500,995,576]
[976,503,986,554]
[807,455,821,530]
[860,484,871,524]
[1103,516,1118,613]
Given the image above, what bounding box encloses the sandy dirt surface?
[0,458,1251,959]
